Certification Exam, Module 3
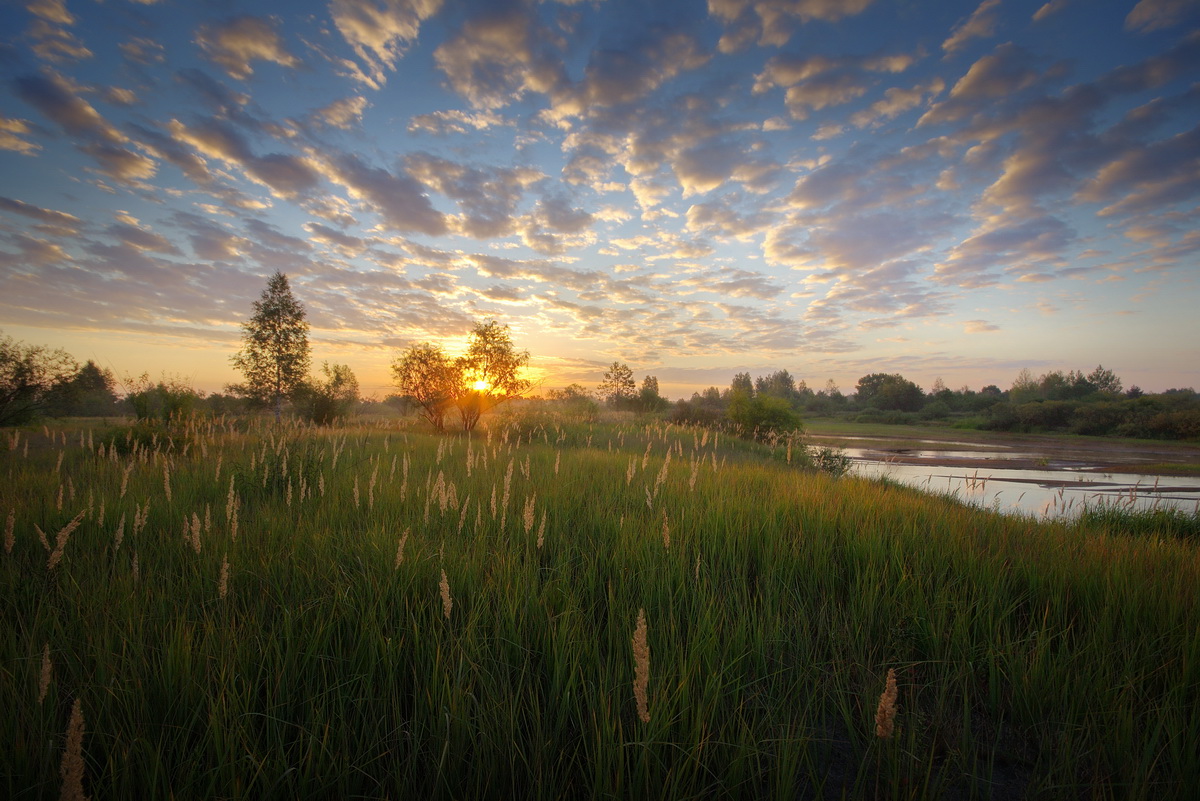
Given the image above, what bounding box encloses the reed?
[632,608,650,723]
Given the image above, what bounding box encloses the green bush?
[726,393,802,440]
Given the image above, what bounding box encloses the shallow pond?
[841,446,1200,519]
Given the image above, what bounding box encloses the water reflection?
[843,447,1200,519]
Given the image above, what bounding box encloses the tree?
[1087,365,1123,395]
[855,372,924,412]
[392,342,460,431]
[454,320,531,432]
[123,373,201,424]
[728,372,754,398]
[638,375,668,412]
[296,362,359,424]
[45,360,118,417]
[598,362,636,406]
[755,369,798,405]
[0,332,77,426]
[229,271,310,421]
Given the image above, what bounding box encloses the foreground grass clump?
[2,417,1199,799]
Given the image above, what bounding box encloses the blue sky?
[0,0,1197,399]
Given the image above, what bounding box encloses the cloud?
[1032,0,1070,22]
[309,95,369,130]
[27,0,74,25]
[918,43,1044,126]
[0,196,81,233]
[0,231,73,267]
[406,152,543,238]
[309,150,447,235]
[106,222,180,254]
[13,72,123,143]
[434,3,570,111]
[119,36,165,65]
[934,215,1074,287]
[685,198,774,239]
[942,0,1002,54]
[753,50,917,119]
[963,320,1000,333]
[1078,124,1200,217]
[304,221,367,255]
[407,109,508,135]
[12,71,157,183]
[548,30,710,120]
[1125,0,1200,32]
[25,5,92,64]
[0,116,41,155]
[174,69,251,115]
[195,16,301,80]
[169,117,319,199]
[708,0,877,51]
[330,0,443,88]
[849,78,945,128]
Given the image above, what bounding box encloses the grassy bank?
[3,417,1198,799]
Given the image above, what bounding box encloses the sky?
[0,0,1198,401]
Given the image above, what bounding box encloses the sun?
[472,380,489,392]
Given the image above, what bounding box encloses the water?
[842,447,1200,519]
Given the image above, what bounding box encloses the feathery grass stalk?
[633,608,650,723]
[536,511,546,549]
[662,510,670,550]
[875,668,898,738]
[59,697,88,801]
[162,461,171,504]
[119,463,132,499]
[395,529,409,568]
[219,554,229,600]
[47,509,87,570]
[35,523,50,552]
[38,643,52,704]
[653,451,671,497]
[113,514,125,552]
[439,569,453,620]
[523,494,536,535]
[189,512,202,554]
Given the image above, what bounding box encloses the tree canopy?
[597,362,636,406]
[392,320,531,432]
[229,271,310,420]
[0,331,77,426]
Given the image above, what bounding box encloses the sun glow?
[472,380,489,391]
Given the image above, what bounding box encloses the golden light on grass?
[59,697,88,801]
[875,668,898,739]
[633,608,650,723]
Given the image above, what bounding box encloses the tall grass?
[2,415,1198,799]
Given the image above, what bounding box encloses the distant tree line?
[542,363,1198,442]
[3,298,1196,441]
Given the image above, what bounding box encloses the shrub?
[727,393,802,440]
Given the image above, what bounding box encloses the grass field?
[3,414,1199,799]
